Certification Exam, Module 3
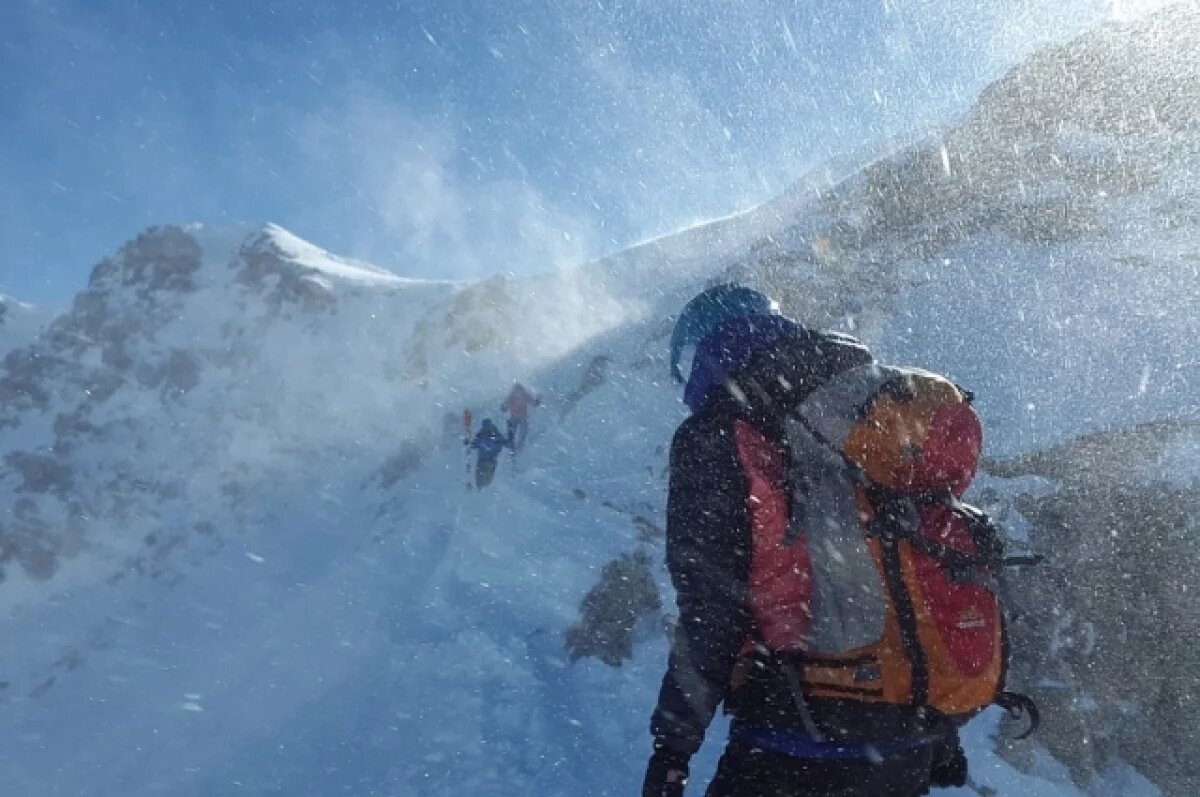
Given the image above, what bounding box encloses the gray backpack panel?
[780,364,928,655]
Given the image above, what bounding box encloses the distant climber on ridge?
[469,418,512,489]
[501,382,540,452]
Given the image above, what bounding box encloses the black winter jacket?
[649,327,936,755]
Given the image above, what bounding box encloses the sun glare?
[1110,0,1173,22]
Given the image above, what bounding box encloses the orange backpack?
[748,364,1036,730]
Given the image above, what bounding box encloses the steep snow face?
[1,7,1198,797]
[252,223,422,287]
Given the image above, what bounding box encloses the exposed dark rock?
[376,436,435,490]
[52,411,98,440]
[728,6,1200,314]
[565,549,662,667]
[962,5,1200,141]
[235,236,336,314]
[559,355,611,419]
[402,320,432,380]
[443,277,515,353]
[69,290,109,340]
[5,452,74,495]
[89,226,203,296]
[0,348,56,413]
[631,515,663,543]
[995,421,1200,795]
[1001,195,1103,245]
[161,349,200,397]
[0,512,59,581]
[984,419,1200,486]
[79,370,123,407]
[101,342,133,371]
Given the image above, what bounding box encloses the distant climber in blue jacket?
[469,419,512,489]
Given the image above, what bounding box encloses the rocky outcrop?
[234,232,337,314]
[87,225,203,298]
[727,4,1200,332]
[0,224,414,588]
[985,420,1200,485]
[989,421,1200,795]
[443,276,516,353]
[964,4,1200,142]
[558,355,611,420]
[403,276,516,378]
[565,549,662,667]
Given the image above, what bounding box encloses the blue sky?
[0,0,1150,304]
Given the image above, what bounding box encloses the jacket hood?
[683,314,805,414]
[670,285,778,383]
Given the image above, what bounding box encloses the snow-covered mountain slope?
[0,220,660,612]
[1,5,1198,796]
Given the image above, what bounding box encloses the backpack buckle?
[869,491,920,544]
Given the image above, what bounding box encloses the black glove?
[929,742,968,789]
[642,744,690,797]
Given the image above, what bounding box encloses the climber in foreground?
[501,382,540,452]
[644,284,1022,796]
[469,418,512,489]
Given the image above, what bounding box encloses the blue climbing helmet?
[669,284,779,383]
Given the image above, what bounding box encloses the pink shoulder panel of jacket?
[733,420,814,652]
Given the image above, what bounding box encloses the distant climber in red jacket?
[501,382,540,452]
